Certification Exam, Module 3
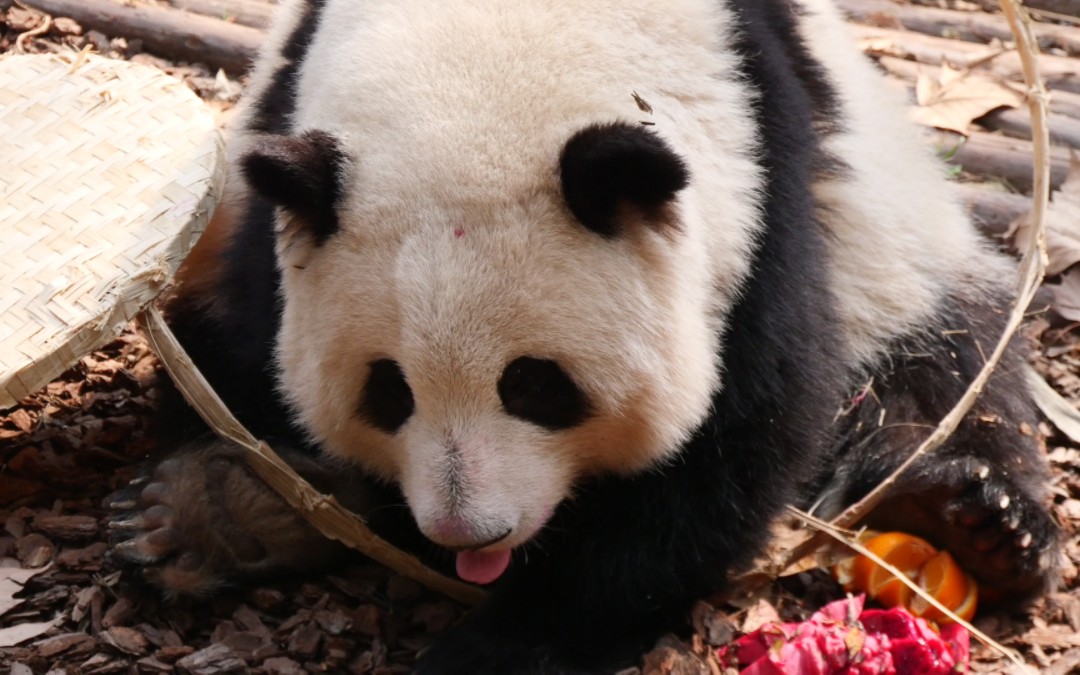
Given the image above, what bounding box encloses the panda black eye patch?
[358,359,415,433]
[497,357,590,430]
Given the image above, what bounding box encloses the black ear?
[241,129,348,246]
[559,123,689,237]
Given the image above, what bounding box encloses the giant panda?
[110,0,1062,671]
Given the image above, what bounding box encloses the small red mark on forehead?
[453,228,466,238]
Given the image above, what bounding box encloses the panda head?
[240,122,726,582]
[228,0,775,583]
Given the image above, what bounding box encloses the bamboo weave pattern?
[0,53,224,409]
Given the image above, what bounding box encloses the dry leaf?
[755,518,816,578]
[741,598,781,634]
[1025,367,1080,445]
[0,618,59,647]
[1013,154,1080,277]
[909,64,1022,135]
[0,566,50,617]
[857,36,900,56]
[845,626,866,661]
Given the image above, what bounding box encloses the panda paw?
[939,459,1062,602]
[107,447,260,595]
[107,442,346,596]
[873,454,1062,605]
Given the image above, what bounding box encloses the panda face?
[241,0,768,555]
[262,155,712,552]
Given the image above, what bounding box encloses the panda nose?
[430,516,512,551]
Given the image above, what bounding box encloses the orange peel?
[832,532,978,625]
[911,549,978,623]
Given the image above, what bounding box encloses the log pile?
[11,0,1078,238]
[835,0,1080,237]
[18,0,262,73]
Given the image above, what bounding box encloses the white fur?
[794,0,1015,368]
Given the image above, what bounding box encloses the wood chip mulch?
[0,331,476,674]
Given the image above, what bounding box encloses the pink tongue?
[456,549,512,585]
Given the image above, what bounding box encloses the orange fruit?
[831,531,980,624]
[910,550,978,624]
[949,580,979,624]
[851,532,938,608]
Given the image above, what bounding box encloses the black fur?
[773,1,845,136]
[161,194,292,444]
[242,130,347,246]
[740,1,850,175]
[560,123,690,238]
[249,0,328,135]
[497,358,591,430]
[359,359,415,433]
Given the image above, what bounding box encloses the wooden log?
[981,108,1080,150]
[168,0,273,29]
[875,55,1080,121]
[837,0,1080,55]
[959,0,1080,19]
[853,24,1080,94]
[22,0,263,74]
[929,130,1072,193]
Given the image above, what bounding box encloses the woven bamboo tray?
[0,53,225,409]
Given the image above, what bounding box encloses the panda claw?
[951,476,1058,598]
[108,518,142,532]
[1005,512,1021,532]
[112,539,161,565]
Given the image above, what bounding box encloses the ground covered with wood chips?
[3,0,1080,673]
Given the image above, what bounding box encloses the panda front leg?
[823,305,1062,605]
[108,440,379,595]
